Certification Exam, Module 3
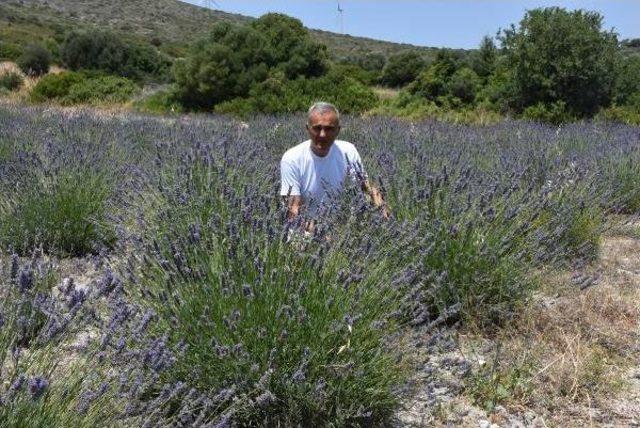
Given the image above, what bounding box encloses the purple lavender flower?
[7,374,26,397]
[28,376,48,399]
[18,268,34,293]
[10,254,19,281]
[242,283,254,299]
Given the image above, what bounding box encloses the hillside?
[0,0,442,60]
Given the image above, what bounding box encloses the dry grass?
[464,223,640,425]
[372,86,400,100]
[0,62,68,102]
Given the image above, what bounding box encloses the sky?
[182,0,639,49]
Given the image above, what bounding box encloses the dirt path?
[396,220,640,427]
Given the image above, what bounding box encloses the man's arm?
[350,150,390,220]
[284,195,303,221]
[361,179,390,219]
[282,195,316,233]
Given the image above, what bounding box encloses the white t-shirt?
[280,139,367,214]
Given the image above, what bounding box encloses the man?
[280,102,389,232]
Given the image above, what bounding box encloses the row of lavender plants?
[1,105,639,426]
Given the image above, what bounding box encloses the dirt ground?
[397,218,640,427]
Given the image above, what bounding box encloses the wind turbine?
[337,1,344,34]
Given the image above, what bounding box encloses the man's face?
[306,110,340,157]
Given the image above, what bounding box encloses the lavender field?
[1,103,639,426]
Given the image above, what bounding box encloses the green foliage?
[605,158,640,213]
[522,101,573,124]
[133,156,405,426]
[613,55,640,106]
[61,30,170,82]
[371,91,502,124]
[0,71,23,91]
[250,13,328,79]
[173,22,271,109]
[499,7,619,117]
[17,43,51,76]
[30,71,138,105]
[476,63,515,113]
[134,88,183,114]
[596,104,640,125]
[0,168,117,256]
[62,74,138,105]
[379,50,425,87]
[214,69,378,117]
[467,345,533,410]
[174,14,327,110]
[0,40,22,60]
[358,52,386,72]
[407,51,479,106]
[30,71,84,102]
[330,63,378,86]
[472,35,498,79]
[408,65,450,102]
[447,67,481,104]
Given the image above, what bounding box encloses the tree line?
[2,7,639,123]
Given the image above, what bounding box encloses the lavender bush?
[0,104,639,425]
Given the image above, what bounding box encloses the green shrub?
[0,257,114,427]
[605,158,640,213]
[134,88,183,114]
[0,41,22,61]
[613,55,640,105]
[251,13,328,79]
[0,168,116,256]
[62,75,138,105]
[370,91,502,124]
[330,63,378,86]
[499,7,618,117]
[0,71,23,91]
[522,101,573,124]
[30,72,138,105]
[379,50,426,87]
[174,13,327,110]
[596,104,640,125]
[61,30,171,82]
[215,70,378,117]
[447,67,481,104]
[30,71,85,102]
[132,158,406,425]
[358,52,386,72]
[17,44,51,77]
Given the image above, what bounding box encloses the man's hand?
[285,195,303,221]
[283,196,315,232]
[362,180,390,219]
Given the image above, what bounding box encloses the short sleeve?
[280,159,301,196]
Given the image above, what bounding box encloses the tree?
[174,14,328,110]
[61,31,170,82]
[613,55,640,106]
[499,7,619,117]
[250,13,328,78]
[407,50,459,104]
[447,67,481,104]
[379,51,425,87]
[173,22,270,109]
[472,35,497,79]
[17,44,51,77]
[358,52,386,72]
